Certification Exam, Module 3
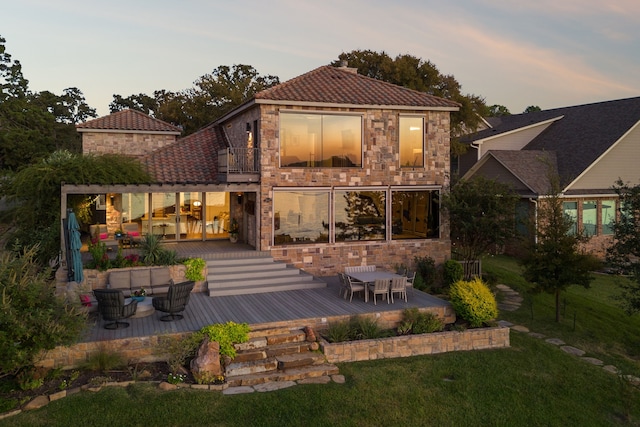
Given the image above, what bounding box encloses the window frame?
[399,115,425,168]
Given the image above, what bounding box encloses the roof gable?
[77,109,182,134]
[254,65,460,110]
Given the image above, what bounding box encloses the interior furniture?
[370,279,390,305]
[93,289,138,329]
[89,224,118,251]
[389,276,408,303]
[152,280,195,321]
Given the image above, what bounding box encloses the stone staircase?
[225,326,339,388]
[206,253,326,297]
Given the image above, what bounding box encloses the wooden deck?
[84,276,451,343]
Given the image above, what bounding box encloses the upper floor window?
[279,112,362,167]
[399,116,424,168]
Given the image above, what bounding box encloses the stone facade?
[81,131,178,158]
[252,104,452,275]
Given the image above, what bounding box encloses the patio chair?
[337,272,350,299]
[390,276,408,303]
[405,271,416,294]
[93,289,138,329]
[152,280,195,321]
[370,279,390,305]
[345,275,366,303]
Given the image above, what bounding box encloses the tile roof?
[76,109,182,134]
[141,123,225,184]
[464,96,640,188]
[255,65,461,110]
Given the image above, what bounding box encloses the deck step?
[206,255,326,297]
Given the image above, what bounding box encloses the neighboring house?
[64,65,460,275]
[459,96,640,258]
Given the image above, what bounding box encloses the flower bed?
[320,326,510,363]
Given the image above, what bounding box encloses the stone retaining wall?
[320,326,510,363]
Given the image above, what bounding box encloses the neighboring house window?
[399,116,424,168]
[563,201,578,235]
[279,112,362,167]
[582,200,597,236]
[334,190,386,241]
[391,189,439,239]
[273,190,329,245]
[601,200,615,235]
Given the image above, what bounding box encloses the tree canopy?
[441,176,519,264]
[0,36,96,171]
[110,64,280,135]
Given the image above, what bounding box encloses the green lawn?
[2,255,639,426]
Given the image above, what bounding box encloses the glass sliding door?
[205,192,230,239]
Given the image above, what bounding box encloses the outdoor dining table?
[347,271,405,303]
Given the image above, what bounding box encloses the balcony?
[218,147,260,183]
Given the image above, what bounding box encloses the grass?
[2,255,639,426]
[483,254,640,376]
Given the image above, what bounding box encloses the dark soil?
[0,362,192,413]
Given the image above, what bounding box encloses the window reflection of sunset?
[400,116,424,167]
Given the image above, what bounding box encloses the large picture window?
[273,191,329,245]
[280,112,362,167]
[399,116,424,168]
[334,190,386,241]
[391,190,439,239]
[582,200,597,236]
[563,201,578,235]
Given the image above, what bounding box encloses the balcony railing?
[218,147,260,182]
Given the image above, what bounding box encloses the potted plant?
[228,218,239,243]
[114,228,124,238]
[132,287,146,302]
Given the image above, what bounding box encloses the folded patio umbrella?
[67,211,84,283]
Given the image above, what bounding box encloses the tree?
[487,104,511,117]
[0,36,96,170]
[111,64,280,135]
[606,179,640,315]
[523,105,541,114]
[520,178,595,322]
[441,176,519,264]
[0,246,87,377]
[332,50,489,138]
[1,150,151,265]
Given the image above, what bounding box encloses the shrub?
[325,320,352,343]
[401,308,444,334]
[449,277,498,327]
[156,332,203,374]
[414,256,436,291]
[199,321,250,359]
[350,316,387,340]
[443,259,464,286]
[0,246,87,377]
[80,347,126,372]
[183,257,206,281]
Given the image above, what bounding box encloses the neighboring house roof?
[76,109,182,134]
[254,65,461,110]
[463,96,640,190]
[142,124,225,184]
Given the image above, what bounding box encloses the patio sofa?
[107,267,174,296]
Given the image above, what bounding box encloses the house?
[63,64,460,276]
[459,96,640,258]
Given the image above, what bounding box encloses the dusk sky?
[3,0,639,117]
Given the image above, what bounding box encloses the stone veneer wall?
[82,131,178,158]
[253,105,452,276]
[320,326,510,363]
[37,307,455,369]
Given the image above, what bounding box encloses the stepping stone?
[528,332,546,339]
[497,320,514,327]
[623,375,640,386]
[223,386,255,395]
[545,338,565,346]
[602,365,619,374]
[561,346,586,356]
[331,375,346,384]
[297,376,331,385]
[496,284,511,291]
[253,381,297,392]
[511,325,530,333]
[580,357,603,366]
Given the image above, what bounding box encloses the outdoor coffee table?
[127,297,155,318]
[347,271,404,303]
